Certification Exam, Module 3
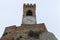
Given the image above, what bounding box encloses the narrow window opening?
[26,10,33,16]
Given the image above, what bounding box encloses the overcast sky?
[0,0,60,40]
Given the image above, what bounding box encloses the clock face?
[23,16,36,24]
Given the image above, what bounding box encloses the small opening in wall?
[19,36,22,38]
[28,30,34,37]
[26,10,33,16]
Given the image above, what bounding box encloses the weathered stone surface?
[0,25,57,40]
[13,32,57,40]
[27,32,57,40]
[39,32,57,40]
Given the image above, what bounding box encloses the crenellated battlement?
[23,3,36,17]
[23,3,36,8]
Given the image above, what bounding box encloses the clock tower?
[0,3,57,40]
[22,4,36,24]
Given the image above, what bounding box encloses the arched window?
[26,10,33,16]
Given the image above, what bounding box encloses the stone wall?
[1,23,48,40]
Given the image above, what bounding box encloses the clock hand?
[27,19,33,22]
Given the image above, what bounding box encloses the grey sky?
[0,0,60,40]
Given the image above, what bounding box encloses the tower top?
[23,3,36,8]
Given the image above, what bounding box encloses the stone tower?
[0,4,57,40]
[22,4,36,24]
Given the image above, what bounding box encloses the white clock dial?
[23,16,36,24]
